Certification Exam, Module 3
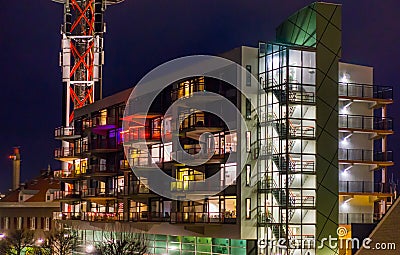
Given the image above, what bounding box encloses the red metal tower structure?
[53,0,124,126]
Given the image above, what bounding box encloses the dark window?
[246,98,252,120]
[246,65,252,86]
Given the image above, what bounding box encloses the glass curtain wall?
[258,42,317,255]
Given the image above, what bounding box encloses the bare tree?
[95,232,147,255]
[44,228,79,255]
[0,229,35,255]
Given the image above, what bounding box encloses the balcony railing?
[170,212,236,224]
[86,165,118,175]
[339,82,393,100]
[122,126,161,143]
[91,138,119,151]
[54,211,236,224]
[53,212,82,221]
[83,116,117,130]
[118,182,150,196]
[339,213,378,224]
[339,114,393,131]
[54,147,76,158]
[81,188,116,198]
[339,149,393,162]
[54,170,79,179]
[339,181,391,193]
[54,126,80,139]
[53,190,81,200]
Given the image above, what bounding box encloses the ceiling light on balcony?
[340,72,351,83]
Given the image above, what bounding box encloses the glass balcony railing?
[339,114,393,131]
[339,213,378,224]
[54,147,76,158]
[339,149,393,162]
[53,190,81,200]
[86,165,118,175]
[81,188,117,198]
[339,82,393,100]
[54,126,80,139]
[339,181,391,193]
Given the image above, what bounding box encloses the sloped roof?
[0,171,60,203]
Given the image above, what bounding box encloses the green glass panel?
[155,248,167,254]
[169,235,181,242]
[182,252,195,255]
[155,234,167,241]
[182,236,195,243]
[212,238,229,246]
[231,247,246,255]
[212,245,229,254]
[230,239,246,247]
[182,243,195,251]
[168,250,180,255]
[196,244,211,253]
[196,237,212,245]
[155,241,167,248]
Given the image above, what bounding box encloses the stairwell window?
[246,131,251,153]
[246,198,251,219]
[246,65,252,86]
[246,165,251,186]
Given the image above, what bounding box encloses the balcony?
[82,212,123,222]
[339,82,393,107]
[339,213,378,224]
[53,212,82,221]
[81,188,117,199]
[339,114,393,136]
[54,147,79,161]
[53,190,81,201]
[170,212,236,224]
[53,170,82,181]
[339,149,393,166]
[91,138,120,153]
[339,181,393,194]
[122,126,161,145]
[83,116,117,132]
[118,182,150,196]
[170,181,226,194]
[85,165,119,177]
[54,126,81,140]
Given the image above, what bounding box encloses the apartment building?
[52,2,395,255]
[0,169,60,237]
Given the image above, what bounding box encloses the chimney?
[9,147,21,190]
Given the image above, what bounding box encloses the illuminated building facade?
[52,2,395,255]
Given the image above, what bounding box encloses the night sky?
[0,0,399,192]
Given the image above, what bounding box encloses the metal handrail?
[339,114,393,130]
[339,82,393,100]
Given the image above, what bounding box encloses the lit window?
[45,218,50,231]
[17,217,23,230]
[246,165,251,186]
[4,217,9,230]
[31,217,36,230]
[246,132,251,153]
[246,198,251,219]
